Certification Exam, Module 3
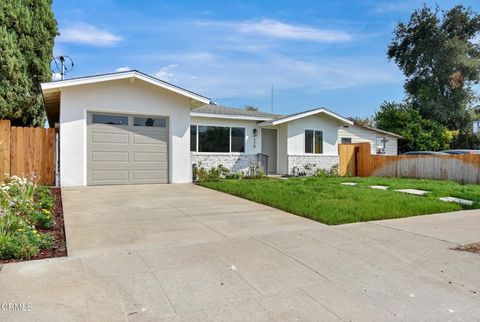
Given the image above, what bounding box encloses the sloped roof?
[41,70,211,126]
[191,104,281,120]
[41,70,211,104]
[351,120,404,139]
[257,107,353,126]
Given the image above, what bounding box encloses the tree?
[352,116,375,127]
[375,101,453,151]
[243,105,259,112]
[387,5,480,148]
[0,0,57,126]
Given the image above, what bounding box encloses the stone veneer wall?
[287,155,339,175]
[191,153,259,173]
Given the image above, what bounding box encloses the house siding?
[59,78,192,186]
[287,155,339,175]
[276,124,288,174]
[338,124,399,155]
[191,153,259,173]
[287,114,341,155]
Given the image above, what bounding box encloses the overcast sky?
[52,0,480,117]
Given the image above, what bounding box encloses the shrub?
[0,176,55,228]
[245,161,265,179]
[0,214,53,260]
[314,164,340,177]
[0,176,55,260]
[290,166,306,177]
[196,164,230,182]
[225,172,244,179]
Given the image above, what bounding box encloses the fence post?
[355,142,371,177]
[0,120,11,181]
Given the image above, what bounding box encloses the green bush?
[0,176,55,260]
[314,164,340,177]
[195,164,231,182]
[225,172,244,179]
[245,161,265,179]
[29,209,54,229]
[0,214,53,260]
[0,176,54,229]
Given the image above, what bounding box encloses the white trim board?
[41,70,211,104]
[258,108,353,127]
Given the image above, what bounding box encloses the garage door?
[87,112,168,185]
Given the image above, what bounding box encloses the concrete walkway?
[0,184,479,321]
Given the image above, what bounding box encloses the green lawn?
[198,177,480,225]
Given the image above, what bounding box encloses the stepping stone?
[370,185,389,190]
[439,197,474,206]
[340,182,357,186]
[394,189,428,196]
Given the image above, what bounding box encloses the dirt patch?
[453,242,480,254]
[0,187,67,264]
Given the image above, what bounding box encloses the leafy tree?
[243,105,259,112]
[375,101,453,151]
[387,5,480,148]
[0,0,57,126]
[352,116,376,127]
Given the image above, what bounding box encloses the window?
[134,117,166,127]
[198,126,230,152]
[231,127,245,152]
[341,137,352,144]
[314,131,323,154]
[190,125,197,152]
[305,130,323,154]
[92,114,128,125]
[376,137,386,154]
[305,130,313,153]
[190,125,246,153]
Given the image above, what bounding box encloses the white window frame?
[376,137,387,154]
[341,137,352,144]
[304,129,324,155]
[190,124,246,153]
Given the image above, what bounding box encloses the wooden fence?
[0,120,56,185]
[339,142,480,184]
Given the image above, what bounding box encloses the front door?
[261,129,277,173]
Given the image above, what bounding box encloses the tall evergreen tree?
[387,5,480,148]
[0,0,57,126]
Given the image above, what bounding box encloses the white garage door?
[87,112,168,185]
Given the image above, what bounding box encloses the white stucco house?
[41,70,402,186]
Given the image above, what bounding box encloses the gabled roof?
[41,70,212,126]
[350,120,404,139]
[191,104,281,121]
[41,70,211,104]
[257,107,353,127]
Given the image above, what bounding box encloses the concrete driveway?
[0,184,479,321]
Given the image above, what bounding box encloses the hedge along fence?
[0,120,56,185]
[339,142,480,184]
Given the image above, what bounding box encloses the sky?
[52,0,480,118]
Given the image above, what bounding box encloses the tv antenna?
[50,55,74,80]
[270,83,274,113]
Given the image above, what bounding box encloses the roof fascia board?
[190,112,274,121]
[266,109,353,126]
[354,123,404,139]
[41,71,211,104]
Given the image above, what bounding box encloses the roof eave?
[353,123,404,139]
[40,71,211,105]
[190,112,274,121]
[259,108,353,127]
